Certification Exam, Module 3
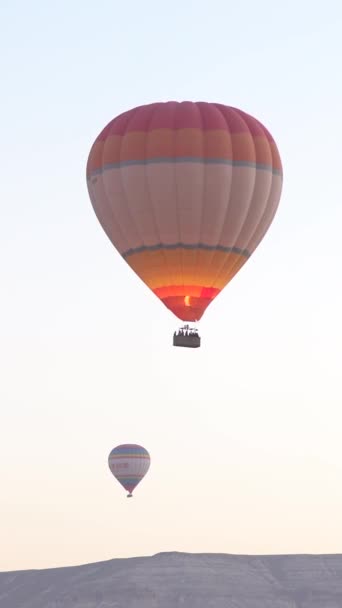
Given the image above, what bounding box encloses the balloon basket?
[173,325,201,348]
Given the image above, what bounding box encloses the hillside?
[1,552,342,607]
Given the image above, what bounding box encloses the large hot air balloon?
[108,444,151,497]
[86,101,283,347]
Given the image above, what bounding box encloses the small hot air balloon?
[86,102,283,347]
[108,444,151,497]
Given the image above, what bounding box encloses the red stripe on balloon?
[95,102,277,143]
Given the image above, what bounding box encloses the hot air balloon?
[108,444,151,497]
[86,102,283,348]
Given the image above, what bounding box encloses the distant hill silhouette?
[1,551,342,607]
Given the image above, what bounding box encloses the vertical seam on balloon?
[199,103,235,291]
[192,102,206,319]
[96,134,132,253]
[211,107,258,289]
[99,110,139,252]
[212,123,280,289]
[144,103,174,292]
[208,107,273,292]
[245,165,281,253]
[244,127,283,254]
[174,103,185,309]
[238,123,278,259]
[195,104,233,298]
[240,113,283,234]
[116,107,151,261]
[224,112,274,283]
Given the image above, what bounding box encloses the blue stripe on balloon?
[88,156,282,178]
[121,242,251,260]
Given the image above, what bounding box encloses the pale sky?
[1,0,342,572]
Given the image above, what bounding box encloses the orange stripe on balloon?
[87,130,280,174]
[125,248,247,293]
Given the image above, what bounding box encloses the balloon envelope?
[108,444,150,496]
[87,101,283,321]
